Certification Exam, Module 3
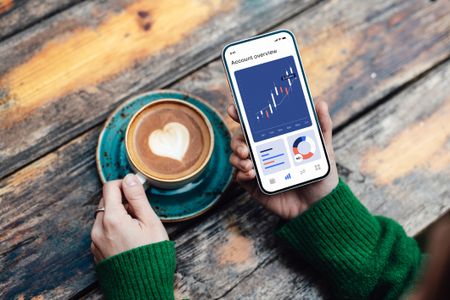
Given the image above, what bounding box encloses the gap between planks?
[0,0,87,43]
[1,0,448,296]
[73,48,450,300]
[333,53,450,136]
[0,0,325,181]
[2,0,449,179]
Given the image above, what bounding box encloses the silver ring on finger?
[94,207,105,218]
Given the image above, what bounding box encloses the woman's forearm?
[96,241,176,300]
[277,179,423,299]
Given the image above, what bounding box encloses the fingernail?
[124,174,138,186]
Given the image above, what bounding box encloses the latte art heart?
[148,122,190,161]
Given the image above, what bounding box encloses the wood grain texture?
[1,0,450,298]
[292,0,450,123]
[166,59,450,300]
[172,193,326,300]
[0,0,318,179]
[213,60,450,300]
[333,62,450,235]
[218,252,328,300]
[82,52,450,300]
[0,0,81,40]
[0,128,102,299]
[0,0,14,14]
[3,0,450,180]
[0,76,237,298]
[4,54,450,300]
[84,56,450,299]
[0,127,195,299]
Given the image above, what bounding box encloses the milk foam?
[148,122,190,161]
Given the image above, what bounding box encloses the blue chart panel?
[256,139,290,175]
[235,55,311,142]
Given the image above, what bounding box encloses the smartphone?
[222,29,330,195]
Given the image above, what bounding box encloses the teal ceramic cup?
[124,98,215,189]
[96,90,234,221]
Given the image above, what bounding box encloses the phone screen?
[222,29,330,194]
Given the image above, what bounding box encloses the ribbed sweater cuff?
[95,241,176,300]
[276,179,381,276]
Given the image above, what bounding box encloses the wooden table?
[1,0,449,298]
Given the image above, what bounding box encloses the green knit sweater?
[95,179,422,299]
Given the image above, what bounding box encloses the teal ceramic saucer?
[96,90,233,222]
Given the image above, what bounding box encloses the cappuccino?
[126,100,213,186]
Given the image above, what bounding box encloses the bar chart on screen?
[256,138,290,175]
[235,56,312,142]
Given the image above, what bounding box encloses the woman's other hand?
[90,174,169,263]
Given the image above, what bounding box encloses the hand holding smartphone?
[222,29,332,195]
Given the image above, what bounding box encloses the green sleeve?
[276,179,422,299]
[95,240,176,300]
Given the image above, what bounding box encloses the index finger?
[103,180,127,217]
[227,104,240,123]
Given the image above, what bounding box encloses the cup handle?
[135,172,147,185]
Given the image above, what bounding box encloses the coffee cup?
[125,99,214,189]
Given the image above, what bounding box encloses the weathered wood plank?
[84,44,450,300]
[0,0,318,179]
[333,65,450,235]
[172,192,326,300]
[214,249,328,300]
[6,55,450,300]
[4,0,450,180]
[81,209,329,300]
[0,71,238,298]
[0,128,105,299]
[0,126,199,299]
[0,0,82,41]
[179,60,450,300]
[2,0,450,298]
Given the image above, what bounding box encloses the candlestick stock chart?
[235,56,311,142]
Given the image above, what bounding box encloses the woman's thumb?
[122,174,157,222]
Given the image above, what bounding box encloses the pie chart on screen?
[292,135,316,162]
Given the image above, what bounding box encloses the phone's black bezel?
[221,29,331,195]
